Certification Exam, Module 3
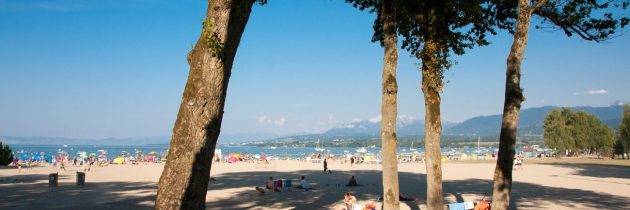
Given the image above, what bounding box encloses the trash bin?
[76,172,85,186]
[49,173,58,187]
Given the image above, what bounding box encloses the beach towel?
[365,203,377,210]
[448,203,466,210]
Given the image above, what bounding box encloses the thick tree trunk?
[380,0,400,209]
[155,1,254,209]
[491,0,534,209]
[421,39,444,210]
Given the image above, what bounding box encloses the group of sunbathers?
[256,175,362,195]
[256,176,311,195]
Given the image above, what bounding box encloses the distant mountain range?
[2,105,625,145]
[322,117,459,137]
[270,105,625,142]
[445,105,624,136]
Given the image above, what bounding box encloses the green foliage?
[346,0,628,90]
[534,0,630,42]
[0,141,14,166]
[490,0,630,42]
[201,18,224,57]
[544,108,614,156]
[616,105,630,153]
[347,0,500,91]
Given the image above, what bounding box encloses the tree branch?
[530,0,550,12]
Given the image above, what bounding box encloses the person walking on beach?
[323,158,328,173]
[350,156,355,168]
[26,158,32,170]
[51,156,57,170]
[59,157,66,172]
[17,159,22,173]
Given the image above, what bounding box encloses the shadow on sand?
[540,162,630,179]
[205,169,630,209]
[0,172,156,210]
[1,167,629,209]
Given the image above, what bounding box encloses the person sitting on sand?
[265,177,274,189]
[346,176,359,187]
[343,193,357,210]
[297,176,310,190]
[378,192,416,201]
[399,192,416,201]
[255,186,265,195]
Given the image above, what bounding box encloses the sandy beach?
[1,159,629,209]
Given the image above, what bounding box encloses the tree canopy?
[616,105,630,154]
[0,141,13,166]
[490,0,629,41]
[544,108,614,156]
[347,0,500,90]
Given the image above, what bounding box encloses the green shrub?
[0,141,14,166]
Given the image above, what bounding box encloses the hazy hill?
[0,136,170,145]
[324,118,459,137]
[4,105,624,145]
[444,105,624,136]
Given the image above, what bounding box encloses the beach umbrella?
[148,151,158,155]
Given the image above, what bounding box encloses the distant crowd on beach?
[10,154,99,173]
[8,151,166,174]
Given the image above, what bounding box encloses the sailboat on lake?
[315,139,325,152]
[409,140,417,151]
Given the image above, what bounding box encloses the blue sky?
[1,0,629,139]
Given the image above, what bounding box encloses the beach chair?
[274,180,283,192]
[284,179,292,188]
[463,201,475,210]
[448,203,466,210]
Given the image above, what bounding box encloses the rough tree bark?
[420,39,444,210]
[155,0,255,209]
[380,0,400,209]
[492,0,547,209]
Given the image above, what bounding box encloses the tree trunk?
[421,39,444,210]
[491,0,534,209]
[380,0,400,209]
[155,1,254,209]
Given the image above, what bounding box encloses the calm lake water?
[9,144,506,161]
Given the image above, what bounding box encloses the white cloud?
[369,115,382,123]
[336,124,356,129]
[586,89,608,95]
[398,115,416,125]
[274,117,286,126]
[258,115,267,123]
[352,118,362,122]
[258,115,287,127]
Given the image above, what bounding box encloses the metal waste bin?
[49,173,58,187]
[76,172,85,186]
